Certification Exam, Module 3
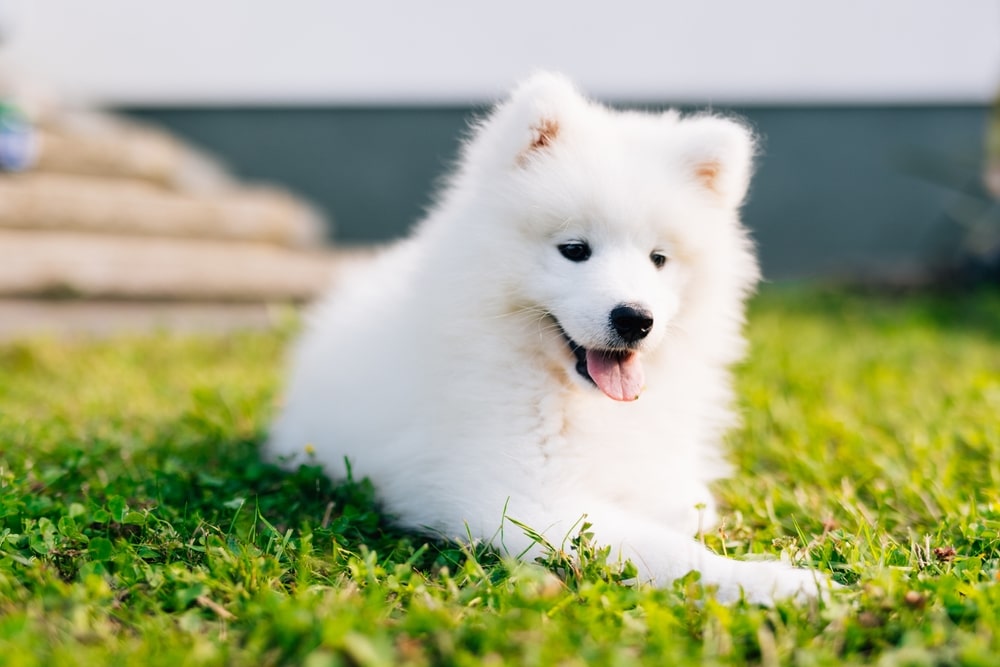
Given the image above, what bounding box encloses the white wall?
[1,0,998,106]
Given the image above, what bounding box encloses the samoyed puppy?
[268,72,830,603]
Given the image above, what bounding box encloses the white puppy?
[268,72,829,604]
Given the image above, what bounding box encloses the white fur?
[268,72,829,604]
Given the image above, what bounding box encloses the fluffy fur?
[268,73,828,603]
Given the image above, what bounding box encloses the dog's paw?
[714,561,837,606]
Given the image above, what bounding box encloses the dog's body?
[268,73,825,603]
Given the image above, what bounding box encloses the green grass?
[1,286,999,666]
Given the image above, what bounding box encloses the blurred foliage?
[936,93,1000,285]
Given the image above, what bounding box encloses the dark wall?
[127,105,988,280]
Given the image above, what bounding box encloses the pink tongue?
[585,349,645,401]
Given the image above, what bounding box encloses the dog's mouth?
[554,320,645,402]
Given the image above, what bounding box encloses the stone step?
[0,298,285,340]
[0,229,339,301]
[0,172,324,246]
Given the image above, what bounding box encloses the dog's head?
[455,73,760,401]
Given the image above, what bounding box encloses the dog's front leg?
[502,502,832,605]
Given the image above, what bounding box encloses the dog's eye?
[558,242,592,262]
[651,252,669,269]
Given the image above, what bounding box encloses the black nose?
[609,305,654,343]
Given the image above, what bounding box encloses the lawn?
[1,286,998,666]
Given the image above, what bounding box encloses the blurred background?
[0,0,998,335]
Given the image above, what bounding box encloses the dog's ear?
[496,72,583,166]
[675,116,757,206]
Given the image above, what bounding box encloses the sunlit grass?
[0,286,998,665]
